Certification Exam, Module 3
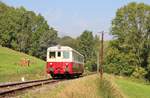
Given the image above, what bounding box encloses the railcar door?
[56,51,63,73]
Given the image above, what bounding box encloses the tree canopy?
[0,2,100,71]
[105,2,150,79]
[0,2,58,60]
[2,1,150,78]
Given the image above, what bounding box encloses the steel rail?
[0,79,59,96]
[0,78,51,87]
[0,72,96,97]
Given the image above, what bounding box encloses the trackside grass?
[100,74,126,98]
[115,76,150,98]
[15,74,150,98]
[0,46,46,82]
[21,74,102,98]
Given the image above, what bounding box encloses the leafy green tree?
[105,46,136,76]
[29,14,51,56]
[78,30,95,62]
[57,36,78,49]
[106,2,150,78]
[77,30,97,71]
[37,28,57,60]
[0,2,58,60]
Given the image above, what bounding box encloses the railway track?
[0,78,62,97]
[0,72,96,97]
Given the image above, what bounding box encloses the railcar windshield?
[57,51,61,57]
[49,51,56,58]
[63,51,69,59]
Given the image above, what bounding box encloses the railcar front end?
[46,46,84,78]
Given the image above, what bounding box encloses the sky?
[1,0,150,40]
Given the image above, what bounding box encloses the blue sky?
[2,0,150,39]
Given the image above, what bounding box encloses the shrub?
[85,59,97,71]
[132,67,147,79]
[104,47,138,76]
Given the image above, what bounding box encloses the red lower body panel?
[46,62,84,75]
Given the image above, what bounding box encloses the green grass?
[100,74,125,98]
[22,74,150,98]
[0,46,46,82]
[115,76,150,98]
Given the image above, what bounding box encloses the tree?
[106,2,150,78]
[0,2,58,60]
[36,28,57,60]
[57,36,78,49]
[77,30,97,71]
[78,30,95,62]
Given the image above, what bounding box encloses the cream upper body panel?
[47,46,84,64]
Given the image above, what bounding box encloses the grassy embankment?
[101,74,150,98]
[0,46,46,82]
[100,74,126,98]
[115,76,150,98]
[22,74,150,98]
[21,74,125,98]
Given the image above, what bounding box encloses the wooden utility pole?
[99,31,104,79]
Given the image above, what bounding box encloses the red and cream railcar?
[46,46,84,78]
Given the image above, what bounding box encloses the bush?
[104,63,134,76]
[85,60,97,72]
[132,67,147,79]
[104,47,138,76]
[121,65,134,76]
[104,64,120,75]
[145,64,150,81]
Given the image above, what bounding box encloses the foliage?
[105,47,135,76]
[145,56,150,80]
[57,36,78,50]
[105,2,150,79]
[85,59,97,71]
[34,28,57,60]
[77,31,95,61]
[132,67,147,79]
[0,2,101,71]
[77,30,99,71]
[0,2,57,60]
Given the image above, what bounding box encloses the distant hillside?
[0,46,46,82]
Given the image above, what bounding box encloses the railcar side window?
[63,51,69,59]
[58,51,61,57]
[50,52,55,58]
[73,51,77,61]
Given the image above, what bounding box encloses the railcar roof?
[47,45,84,57]
[47,46,72,51]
